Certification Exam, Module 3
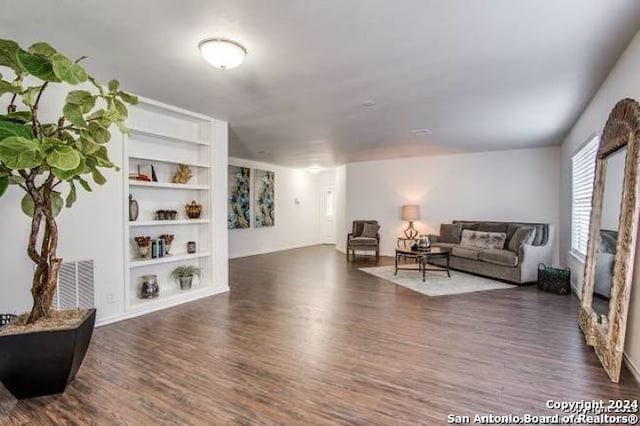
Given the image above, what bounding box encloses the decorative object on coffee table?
[346,220,380,260]
[139,275,160,299]
[185,201,203,219]
[397,237,419,248]
[395,246,450,282]
[129,194,139,222]
[171,265,202,290]
[134,236,151,258]
[401,205,420,239]
[159,234,175,255]
[172,164,193,184]
[537,264,571,295]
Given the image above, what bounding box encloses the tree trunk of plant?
[25,177,61,324]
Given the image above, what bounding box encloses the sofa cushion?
[349,237,378,246]
[431,242,456,250]
[508,227,535,253]
[532,224,545,246]
[451,246,482,260]
[479,249,519,267]
[439,223,462,244]
[479,222,508,234]
[460,222,480,233]
[460,230,507,250]
[361,223,379,238]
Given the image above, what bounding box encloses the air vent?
[54,259,95,310]
[410,128,432,137]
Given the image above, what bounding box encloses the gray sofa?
[428,220,555,284]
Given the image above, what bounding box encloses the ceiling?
[2,1,640,167]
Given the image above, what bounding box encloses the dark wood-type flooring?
[1,245,639,424]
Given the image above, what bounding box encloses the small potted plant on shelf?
[0,38,137,399]
[171,265,201,290]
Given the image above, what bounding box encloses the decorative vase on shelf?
[134,236,151,259]
[185,201,202,219]
[129,194,139,222]
[139,275,159,299]
[160,234,174,255]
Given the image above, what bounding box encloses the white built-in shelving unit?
[123,97,228,317]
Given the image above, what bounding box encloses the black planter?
[0,308,96,399]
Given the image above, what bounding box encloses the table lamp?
[402,205,420,239]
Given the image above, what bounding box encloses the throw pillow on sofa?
[508,227,535,253]
[460,230,507,250]
[361,223,379,238]
[439,223,463,244]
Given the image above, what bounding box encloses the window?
[571,136,599,258]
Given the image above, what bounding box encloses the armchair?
[346,220,380,261]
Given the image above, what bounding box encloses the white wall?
[227,158,325,258]
[559,30,640,378]
[343,147,561,259]
[0,85,229,325]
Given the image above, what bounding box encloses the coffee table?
[394,247,451,282]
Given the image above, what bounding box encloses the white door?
[320,184,336,244]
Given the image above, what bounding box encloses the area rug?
[358,265,515,296]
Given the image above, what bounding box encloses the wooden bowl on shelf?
[185,201,202,219]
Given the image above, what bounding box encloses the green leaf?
[112,99,128,119]
[117,91,138,105]
[0,39,24,73]
[0,176,8,198]
[16,50,60,82]
[45,139,81,171]
[0,120,32,140]
[53,155,85,181]
[91,145,115,168]
[51,53,87,84]
[21,86,42,106]
[66,90,92,105]
[75,176,92,192]
[63,103,86,128]
[90,166,106,185]
[21,190,63,218]
[0,111,32,123]
[0,80,20,96]
[108,79,119,91]
[65,181,77,208]
[28,42,57,58]
[87,122,111,144]
[0,136,42,169]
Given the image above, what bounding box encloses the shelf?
[129,219,210,227]
[129,181,209,190]
[128,285,217,309]
[129,154,210,169]
[129,127,210,146]
[129,252,211,268]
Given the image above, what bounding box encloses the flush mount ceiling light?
[307,166,322,174]
[198,38,247,70]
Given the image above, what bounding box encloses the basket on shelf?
[0,314,17,328]
[537,263,571,295]
[185,201,203,219]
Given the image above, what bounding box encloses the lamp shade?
[402,205,420,221]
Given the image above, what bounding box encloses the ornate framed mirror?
[579,98,640,382]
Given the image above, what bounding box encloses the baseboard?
[624,352,640,384]
[229,243,320,259]
[95,286,229,327]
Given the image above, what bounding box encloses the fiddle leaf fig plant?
[0,39,138,323]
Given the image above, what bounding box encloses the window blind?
[571,137,599,257]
